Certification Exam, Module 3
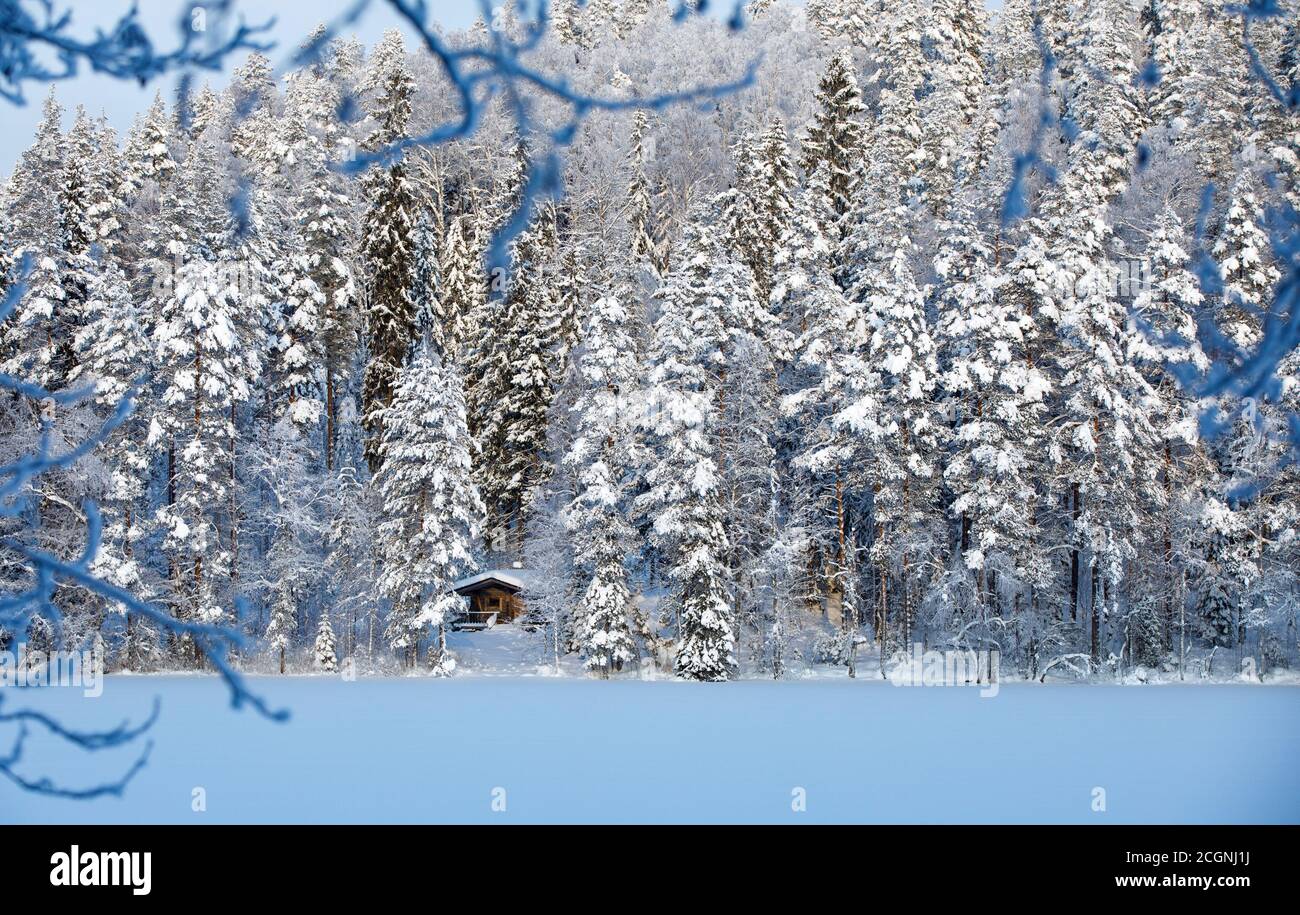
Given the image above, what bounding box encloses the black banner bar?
[4,825,1288,900]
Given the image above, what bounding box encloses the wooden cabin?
[450,569,535,630]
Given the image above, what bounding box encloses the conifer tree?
[639,222,736,681]
[474,214,561,551]
[361,30,418,471]
[564,292,639,677]
[149,135,261,656]
[627,110,659,272]
[923,0,987,215]
[376,344,484,668]
[287,66,358,462]
[1,89,69,391]
[799,49,867,222]
[314,613,339,672]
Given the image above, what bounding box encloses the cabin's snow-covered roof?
[451,569,538,593]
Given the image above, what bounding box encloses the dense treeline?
[1,0,1297,680]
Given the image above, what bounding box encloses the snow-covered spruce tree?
[1,89,69,392]
[275,237,326,434]
[251,404,328,659]
[284,48,360,469]
[438,214,478,359]
[149,129,262,661]
[838,6,946,652]
[314,612,339,672]
[548,243,586,376]
[59,106,104,328]
[777,179,864,634]
[63,104,127,269]
[123,91,178,197]
[726,118,796,307]
[563,291,639,677]
[552,0,587,47]
[936,197,1051,636]
[845,231,944,652]
[1020,0,1163,665]
[638,221,736,681]
[473,211,562,553]
[1212,169,1279,353]
[798,49,867,225]
[324,462,381,659]
[869,1,929,210]
[716,329,782,657]
[922,0,987,216]
[70,261,156,664]
[627,110,659,274]
[265,581,297,674]
[410,213,445,355]
[360,31,418,472]
[228,52,279,175]
[805,0,879,51]
[1130,205,1212,664]
[376,344,484,670]
[119,92,179,315]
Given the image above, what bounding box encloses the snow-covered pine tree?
[638,220,736,681]
[627,110,659,274]
[799,49,867,224]
[564,291,639,677]
[474,211,562,554]
[438,214,478,359]
[922,0,987,216]
[360,31,418,472]
[70,261,155,664]
[150,131,261,660]
[314,612,339,672]
[1,89,69,392]
[376,344,484,669]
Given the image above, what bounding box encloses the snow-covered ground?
[5,637,1298,824]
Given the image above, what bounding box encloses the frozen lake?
[4,675,1298,824]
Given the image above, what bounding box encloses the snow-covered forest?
[2,0,1298,684]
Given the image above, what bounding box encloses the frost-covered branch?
[0,0,274,104]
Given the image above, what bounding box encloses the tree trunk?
[325,366,336,472]
[1069,483,1081,622]
[1090,562,1100,666]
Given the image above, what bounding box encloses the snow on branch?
[0,0,274,104]
[0,693,157,798]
